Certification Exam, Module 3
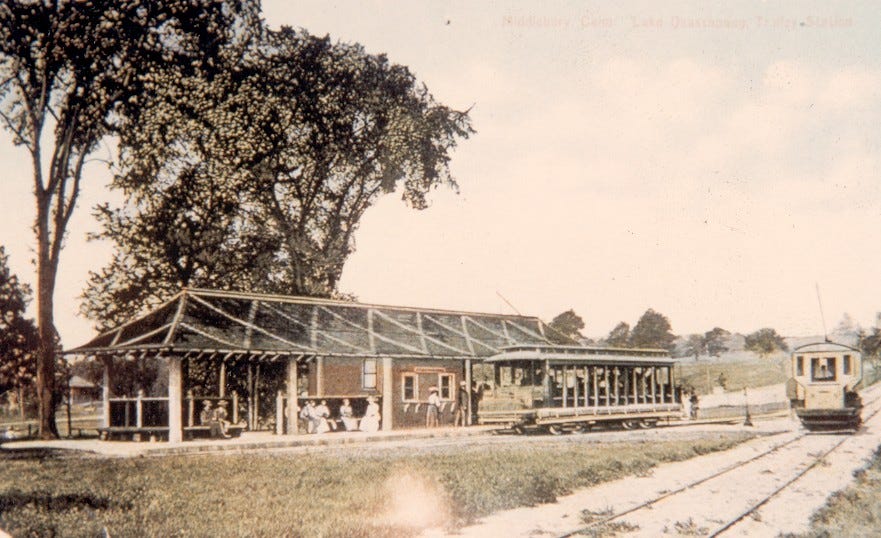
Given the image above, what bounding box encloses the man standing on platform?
[454,381,469,426]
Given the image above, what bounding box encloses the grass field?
[677,352,790,394]
[0,432,757,537]
[799,447,881,537]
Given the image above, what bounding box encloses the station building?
[66,288,551,441]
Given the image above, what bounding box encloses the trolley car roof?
[793,341,860,354]
[66,288,551,359]
[487,345,675,365]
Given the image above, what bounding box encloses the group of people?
[199,399,232,438]
[426,381,481,428]
[299,396,381,434]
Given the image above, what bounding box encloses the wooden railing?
[107,391,240,429]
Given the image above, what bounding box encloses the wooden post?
[168,356,183,443]
[287,356,299,435]
[276,391,284,435]
[254,363,261,429]
[316,357,324,396]
[187,390,195,427]
[382,357,393,431]
[604,367,610,406]
[247,363,253,429]
[633,369,638,404]
[624,367,631,405]
[651,368,657,404]
[102,358,111,429]
[582,367,589,407]
[219,362,226,398]
[592,367,599,407]
[543,360,551,404]
[232,391,239,424]
[573,367,580,408]
[614,368,620,405]
[465,358,473,426]
[136,389,144,428]
[562,366,568,408]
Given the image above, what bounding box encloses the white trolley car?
[787,341,862,431]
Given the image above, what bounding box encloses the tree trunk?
[35,197,60,439]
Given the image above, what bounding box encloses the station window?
[438,373,454,400]
[796,356,804,376]
[402,373,417,401]
[843,355,852,375]
[362,359,377,389]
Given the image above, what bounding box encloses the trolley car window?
[844,355,852,375]
[811,357,836,381]
[796,356,804,376]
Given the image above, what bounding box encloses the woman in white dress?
[359,396,380,432]
[339,398,358,431]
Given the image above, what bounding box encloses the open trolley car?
[787,341,862,432]
[477,345,682,434]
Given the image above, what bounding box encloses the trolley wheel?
[513,425,526,435]
[621,420,640,430]
[639,419,657,429]
[572,423,590,434]
[547,424,564,435]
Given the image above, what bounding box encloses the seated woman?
[210,401,231,438]
[199,400,213,426]
[314,400,333,433]
[339,398,358,431]
[359,396,380,432]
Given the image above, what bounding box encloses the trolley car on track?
[787,341,862,432]
[477,345,682,434]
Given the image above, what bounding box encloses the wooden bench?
[183,425,245,440]
[98,426,169,441]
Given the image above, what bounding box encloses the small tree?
[704,327,731,357]
[630,308,676,350]
[682,334,706,361]
[0,246,39,420]
[606,322,630,347]
[547,309,585,344]
[744,328,788,358]
[860,313,881,362]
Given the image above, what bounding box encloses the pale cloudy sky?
[2,1,880,346]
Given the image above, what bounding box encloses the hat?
[429,386,438,392]
[460,381,467,386]
[202,400,211,406]
[218,400,228,407]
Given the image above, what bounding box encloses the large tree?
[0,0,258,437]
[82,28,474,328]
[0,246,40,420]
[547,309,585,344]
[704,327,731,357]
[629,308,676,350]
[744,328,788,358]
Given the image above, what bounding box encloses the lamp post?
[743,387,753,427]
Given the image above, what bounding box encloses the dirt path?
[422,384,881,538]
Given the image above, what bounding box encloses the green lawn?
[798,447,881,537]
[676,352,790,394]
[0,432,757,537]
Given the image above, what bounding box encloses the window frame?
[401,373,418,402]
[438,373,455,400]
[796,356,804,376]
[362,358,378,389]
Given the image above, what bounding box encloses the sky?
[2,1,881,346]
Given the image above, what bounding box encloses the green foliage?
[744,328,788,358]
[547,309,585,344]
[805,446,881,537]
[629,308,676,350]
[0,246,39,395]
[0,433,755,536]
[0,0,259,436]
[606,321,630,347]
[704,327,731,357]
[82,27,474,329]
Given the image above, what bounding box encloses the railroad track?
[555,382,881,538]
